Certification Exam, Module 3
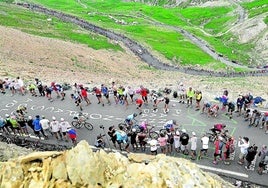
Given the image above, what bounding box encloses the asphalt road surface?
[0,90,267,187]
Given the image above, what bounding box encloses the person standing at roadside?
[237,136,250,165]
[198,134,209,159]
[195,90,202,111]
[40,115,51,138]
[50,116,62,141]
[101,84,111,105]
[186,87,195,107]
[189,132,197,160]
[16,76,25,95]
[59,118,71,142]
[111,81,119,104]
[245,145,258,170]
[80,87,91,106]
[127,86,135,103]
[140,85,148,104]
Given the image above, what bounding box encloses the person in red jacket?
[140,86,148,104]
[135,98,143,115]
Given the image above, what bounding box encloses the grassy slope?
[0,2,121,51]
[1,0,267,71]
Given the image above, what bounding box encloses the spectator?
[115,125,129,152]
[190,132,197,160]
[140,85,148,104]
[50,116,63,141]
[245,145,258,170]
[257,145,268,175]
[174,130,181,153]
[195,90,202,111]
[166,129,174,154]
[186,87,195,107]
[59,118,71,142]
[0,115,9,134]
[128,128,138,151]
[40,115,51,138]
[80,87,91,106]
[93,87,104,106]
[67,127,77,146]
[236,95,244,116]
[223,137,234,165]
[137,129,147,151]
[127,86,135,103]
[213,136,224,165]
[180,129,189,155]
[177,82,186,104]
[32,115,42,139]
[135,98,143,115]
[26,116,34,131]
[101,84,111,105]
[148,138,158,155]
[16,76,25,95]
[158,133,167,154]
[198,134,209,160]
[111,81,119,104]
[107,126,117,148]
[238,136,250,165]
[35,78,45,96]
[226,102,235,119]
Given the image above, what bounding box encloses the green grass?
[1,0,266,71]
[0,2,121,51]
[241,0,268,17]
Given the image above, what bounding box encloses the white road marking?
[197,164,249,178]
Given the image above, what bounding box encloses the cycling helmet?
[5,114,10,118]
[132,128,136,132]
[133,113,138,117]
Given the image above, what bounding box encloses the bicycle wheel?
[149,131,159,140]
[84,122,94,130]
[159,129,167,135]
[72,121,82,129]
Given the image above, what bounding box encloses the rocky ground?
[0,25,267,102]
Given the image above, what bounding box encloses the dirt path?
[16,3,268,77]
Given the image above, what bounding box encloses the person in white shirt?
[148,139,158,155]
[50,116,62,141]
[127,86,135,103]
[59,118,71,142]
[39,115,51,138]
[16,76,25,95]
[174,130,181,153]
[190,132,197,159]
[198,134,209,159]
[178,82,186,104]
[238,136,250,165]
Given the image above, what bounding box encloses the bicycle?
[118,119,141,133]
[71,116,93,130]
[144,125,159,140]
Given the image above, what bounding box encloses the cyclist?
[76,112,86,124]
[211,123,226,134]
[125,113,138,127]
[208,104,219,117]
[163,120,177,132]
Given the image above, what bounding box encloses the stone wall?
[0,140,233,187]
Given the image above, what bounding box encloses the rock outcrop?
[0,140,233,187]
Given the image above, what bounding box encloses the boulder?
[0,140,234,187]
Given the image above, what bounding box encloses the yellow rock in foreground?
[0,140,233,188]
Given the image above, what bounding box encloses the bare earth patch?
[0,26,267,101]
